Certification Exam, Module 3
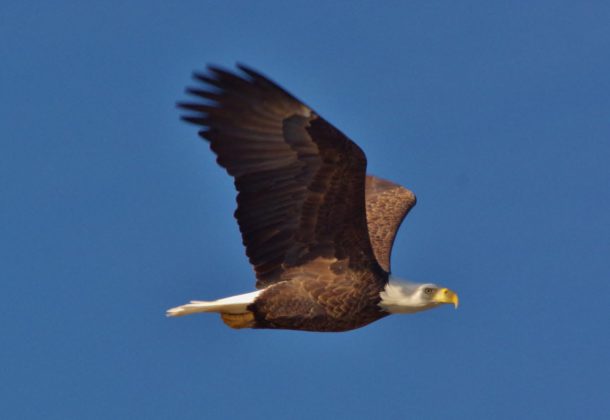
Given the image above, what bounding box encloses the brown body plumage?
[175,65,419,332]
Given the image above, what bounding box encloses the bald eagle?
[167,64,458,332]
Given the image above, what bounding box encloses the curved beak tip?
[449,290,459,309]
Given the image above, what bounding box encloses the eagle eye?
[424,287,434,294]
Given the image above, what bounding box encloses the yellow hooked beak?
[433,288,459,309]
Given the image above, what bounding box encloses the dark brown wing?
[365,175,417,273]
[178,64,379,288]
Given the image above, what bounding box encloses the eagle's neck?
[378,276,437,314]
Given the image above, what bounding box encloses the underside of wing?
[365,175,417,273]
[178,65,380,288]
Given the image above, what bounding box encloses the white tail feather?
[166,290,261,317]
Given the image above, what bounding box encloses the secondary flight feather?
[167,64,458,332]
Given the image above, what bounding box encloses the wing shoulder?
[365,175,417,272]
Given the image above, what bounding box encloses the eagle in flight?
[167,64,458,332]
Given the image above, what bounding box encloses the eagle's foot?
[220,312,255,329]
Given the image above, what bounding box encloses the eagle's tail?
[165,301,218,317]
[165,290,261,318]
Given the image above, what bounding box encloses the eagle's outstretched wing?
[179,65,380,288]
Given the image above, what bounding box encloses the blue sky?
[2,1,609,419]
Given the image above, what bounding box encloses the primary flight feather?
[167,64,458,332]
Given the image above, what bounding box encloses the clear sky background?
[2,1,609,419]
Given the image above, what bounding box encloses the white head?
[379,276,459,314]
